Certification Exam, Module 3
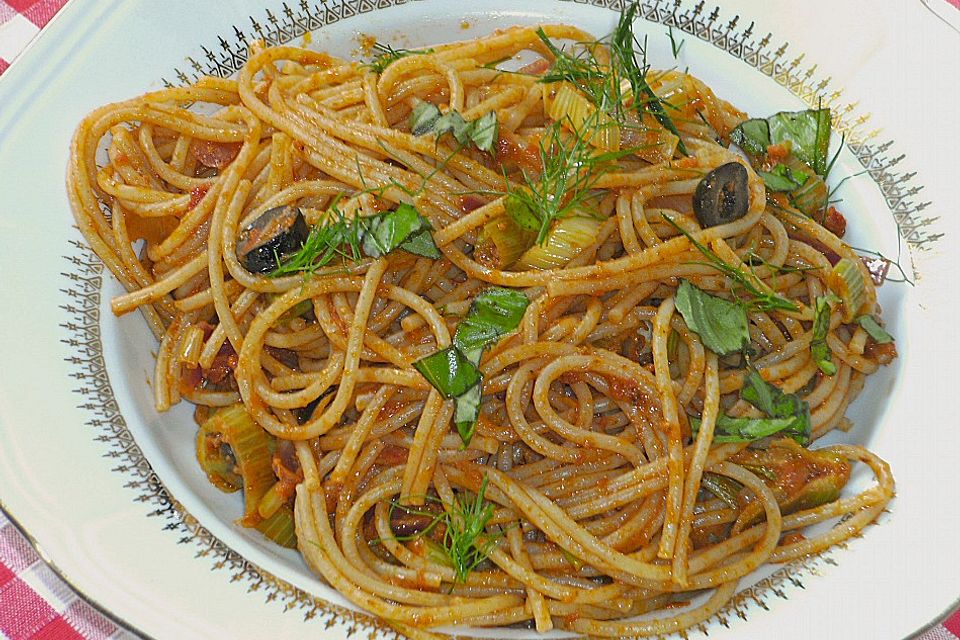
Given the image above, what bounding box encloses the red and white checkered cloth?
[1,0,959,638]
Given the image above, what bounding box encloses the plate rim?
[1,0,956,637]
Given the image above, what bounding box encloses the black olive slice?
[237,205,309,274]
[693,162,749,228]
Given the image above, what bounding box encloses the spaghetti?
[68,8,897,636]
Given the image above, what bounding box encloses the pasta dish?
[67,5,898,636]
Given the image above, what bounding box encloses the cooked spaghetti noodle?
[68,10,896,636]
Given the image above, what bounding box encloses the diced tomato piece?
[822,206,847,237]
[191,139,242,169]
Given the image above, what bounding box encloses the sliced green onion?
[700,472,743,510]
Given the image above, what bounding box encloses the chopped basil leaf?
[730,118,771,156]
[410,102,442,136]
[362,203,439,259]
[858,315,894,344]
[470,111,499,153]
[674,279,749,356]
[732,109,832,175]
[811,295,838,376]
[759,163,810,192]
[692,414,804,444]
[454,384,482,446]
[410,105,499,153]
[766,109,831,175]
[415,287,529,446]
[399,227,442,259]
[413,346,481,398]
[740,369,811,445]
[454,287,530,363]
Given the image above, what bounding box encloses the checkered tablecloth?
[2,0,959,638]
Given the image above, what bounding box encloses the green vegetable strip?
[811,296,838,376]
[858,315,894,344]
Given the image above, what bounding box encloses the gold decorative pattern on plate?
[59,0,925,637]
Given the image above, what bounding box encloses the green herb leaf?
[415,288,529,446]
[469,111,499,153]
[730,118,771,156]
[692,370,811,445]
[362,203,439,258]
[733,109,832,176]
[444,476,499,583]
[384,476,503,584]
[674,279,749,356]
[410,102,442,135]
[666,26,684,59]
[410,105,499,153]
[740,369,811,445]
[811,295,838,376]
[454,287,530,363]
[269,201,364,278]
[413,346,482,399]
[759,163,810,192]
[399,227,442,259]
[858,315,894,344]
[692,414,805,443]
[767,109,831,175]
[454,384,482,446]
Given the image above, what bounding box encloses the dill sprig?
[383,477,503,584]
[269,199,364,278]
[506,114,631,245]
[366,42,434,74]
[663,214,799,312]
[611,3,689,155]
[535,4,689,155]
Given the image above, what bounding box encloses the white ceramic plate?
[1,1,958,638]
